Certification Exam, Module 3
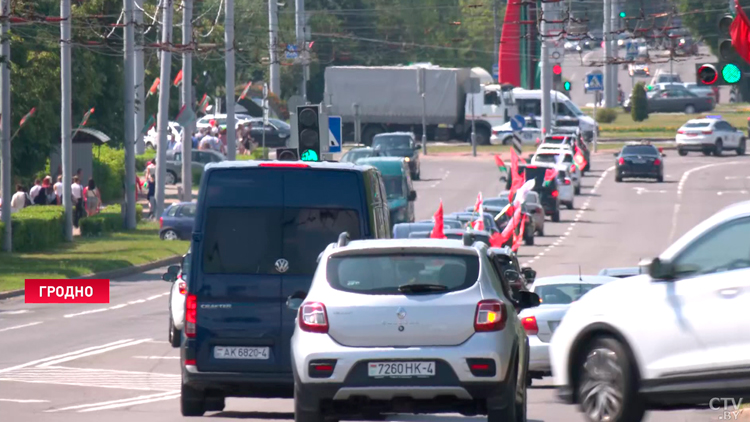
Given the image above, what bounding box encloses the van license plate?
[213,346,269,360]
[368,361,435,378]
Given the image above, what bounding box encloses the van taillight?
[474,300,507,332]
[551,190,559,198]
[159,217,163,229]
[299,302,329,333]
[178,281,186,295]
[185,294,197,338]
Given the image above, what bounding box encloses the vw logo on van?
[396,307,407,319]
[275,259,289,273]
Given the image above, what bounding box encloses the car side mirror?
[661,153,667,157]
[414,144,422,150]
[504,269,521,283]
[162,272,177,282]
[408,190,417,201]
[613,152,618,157]
[167,265,180,275]
[517,291,541,309]
[286,290,308,311]
[521,267,536,284]
[648,257,676,280]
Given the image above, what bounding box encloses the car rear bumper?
[676,140,714,151]
[181,364,294,398]
[528,336,550,372]
[617,166,661,177]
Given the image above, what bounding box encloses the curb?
[0,255,182,301]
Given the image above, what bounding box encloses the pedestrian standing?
[84,178,101,216]
[147,174,156,219]
[10,184,27,213]
[29,178,42,204]
[71,175,84,227]
[53,175,63,204]
[44,176,56,205]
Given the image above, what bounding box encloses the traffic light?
[619,11,626,18]
[563,80,571,91]
[552,64,562,75]
[695,63,741,85]
[276,148,299,161]
[552,64,562,91]
[718,14,735,60]
[296,104,321,161]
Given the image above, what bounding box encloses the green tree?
[631,82,649,122]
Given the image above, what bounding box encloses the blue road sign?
[328,116,342,153]
[626,41,638,59]
[510,114,525,132]
[285,44,299,59]
[492,64,499,81]
[586,73,604,91]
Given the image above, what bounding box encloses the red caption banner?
[24,279,110,304]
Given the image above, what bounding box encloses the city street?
[1,151,749,421]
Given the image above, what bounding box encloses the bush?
[250,148,268,160]
[0,206,65,252]
[595,108,618,124]
[631,82,649,122]
[136,149,156,172]
[92,145,126,204]
[79,204,144,237]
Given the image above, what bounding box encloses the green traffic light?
[619,11,626,18]
[563,81,571,91]
[300,149,319,161]
[722,63,741,84]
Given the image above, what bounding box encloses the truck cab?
[465,83,517,145]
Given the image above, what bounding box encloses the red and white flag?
[471,206,485,231]
[430,201,447,239]
[80,108,95,126]
[173,70,183,87]
[473,192,483,213]
[574,145,587,170]
[147,78,160,97]
[238,81,253,100]
[731,0,750,64]
[198,94,210,113]
[19,107,36,126]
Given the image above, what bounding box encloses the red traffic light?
[552,64,562,75]
[697,64,718,85]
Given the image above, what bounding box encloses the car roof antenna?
[578,265,583,281]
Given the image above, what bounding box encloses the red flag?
[494,154,507,172]
[512,216,526,252]
[81,108,95,126]
[173,70,183,87]
[430,201,447,239]
[239,81,253,100]
[147,78,160,97]
[473,192,483,213]
[198,94,210,113]
[19,107,36,126]
[731,0,750,64]
[544,168,557,182]
[574,146,587,170]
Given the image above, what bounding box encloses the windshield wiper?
[398,284,449,293]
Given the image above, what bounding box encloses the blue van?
[180,160,391,415]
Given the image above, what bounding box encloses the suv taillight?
[299,302,329,333]
[521,316,538,335]
[474,300,507,332]
[185,294,197,338]
[618,157,624,165]
[159,217,163,229]
[653,158,661,166]
[551,190,559,198]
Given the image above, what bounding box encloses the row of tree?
[5,0,500,182]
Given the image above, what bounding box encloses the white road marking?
[717,190,748,196]
[0,321,42,333]
[1,310,30,315]
[0,339,135,373]
[725,176,750,180]
[37,339,152,367]
[45,391,179,413]
[133,356,180,360]
[64,292,169,318]
[633,187,667,195]
[1,366,180,393]
[79,393,181,412]
[0,398,49,403]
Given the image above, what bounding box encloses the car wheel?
[737,138,746,156]
[502,136,513,146]
[584,163,590,172]
[475,127,491,146]
[576,337,645,422]
[702,149,712,156]
[715,139,723,156]
[537,226,544,236]
[684,104,696,114]
[294,383,325,422]
[524,234,534,246]
[678,149,688,156]
[161,229,179,241]
[169,315,181,348]
[413,168,421,180]
[552,211,560,222]
[615,173,622,182]
[166,171,177,185]
[574,185,581,195]
[566,201,574,210]
[656,174,664,183]
[180,384,206,417]
[204,396,225,412]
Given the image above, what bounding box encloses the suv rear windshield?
[521,167,556,189]
[203,207,361,275]
[327,253,480,294]
[535,283,602,304]
[534,154,558,164]
[372,136,411,149]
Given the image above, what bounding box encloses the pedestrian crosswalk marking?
[0,366,180,392]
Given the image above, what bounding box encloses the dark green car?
[356,157,417,226]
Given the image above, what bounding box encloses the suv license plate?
[213,346,269,360]
[368,361,435,378]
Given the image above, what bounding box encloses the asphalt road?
[2,151,749,421]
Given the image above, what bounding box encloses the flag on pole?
[173,70,183,87]
[147,78,160,97]
[238,81,253,100]
[471,206,485,231]
[731,0,750,64]
[141,114,155,135]
[512,217,526,252]
[19,107,36,127]
[473,192,483,213]
[175,104,197,127]
[80,108,95,126]
[430,201,447,239]
[494,155,507,172]
[198,94,210,113]
[574,145,587,170]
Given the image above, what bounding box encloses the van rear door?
[193,169,285,373]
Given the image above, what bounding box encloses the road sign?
[510,114,525,132]
[328,116,342,153]
[285,44,299,59]
[626,41,638,59]
[586,73,604,91]
[492,64,498,81]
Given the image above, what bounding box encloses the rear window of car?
[534,154,558,164]
[622,145,659,155]
[326,253,480,294]
[372,136,411,149]
[683,122,710,128]
[534,283,602,304]
[203,207,362,275]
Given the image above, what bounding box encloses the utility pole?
[61,0,73,242]
[0,0,10,251]
[268,0,280,95]
[224,0,236,160]
[540,1,552,134]
[610,0,619,104]
[134,0,145,154]
[296,0,307,101]
[603,0,614,108]
[123,0,136,229]
[155,0,173,219]
[181,0,194,202]
[493,0,499,73]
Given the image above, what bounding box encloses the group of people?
[165,119,259,157]
[0,169,101,228]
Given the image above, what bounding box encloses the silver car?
[291,235,541,421]
[518,275,616,385]
[162,249,190,348]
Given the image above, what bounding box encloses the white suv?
[550,201,750,422]
[291,234,541,422]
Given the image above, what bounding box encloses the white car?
[196,113,254,130]
[676,118,746,156]
[291,236,541,421]
[490,117,542,146]
[520,275,616,385]
[530,149,581,195]
[550,201,750,422]
[554,168,575,210]
[145,121,183,150]
[163,249,190,348]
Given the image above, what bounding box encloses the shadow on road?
[576,193,600,197]
[210,412,543,422]
[414,178,443,182]
[210,411,294,419]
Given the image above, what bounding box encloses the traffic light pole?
[540,1,552,135]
